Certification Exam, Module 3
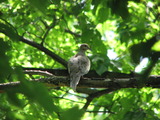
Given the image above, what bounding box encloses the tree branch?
[22,68,131,78]
[22,68,160,88]
[41,16,57,45]
[1,69,160,91]
[24,70,54,77]
[2,19,68,67]
[86,110,114,114]
[19,37,68,68]
[82,88,119,110]
[65,29,81,37]
[0,81,20,90]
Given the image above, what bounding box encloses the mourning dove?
[68,44,91,91]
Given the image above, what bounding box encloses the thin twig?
[41,16,57,45]
[82,88,118,110]
[65,29,81,37]
[24,70,54,77]
[86,110,115,114]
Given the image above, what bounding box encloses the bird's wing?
[68,55,82,91]
[77,55,90,75]
[68,55,80,75]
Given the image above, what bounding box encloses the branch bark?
[1,18,67,67]
[1,68,160,91]
[19,37,68,68]
[22,68,160,88]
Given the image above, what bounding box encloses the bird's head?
[80,43,91,51]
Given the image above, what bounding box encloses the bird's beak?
[88,46,92,50]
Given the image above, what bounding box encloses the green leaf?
[124,110,146,120]
[61,107,84,120]
[0,19,19,41]
[6,91,24,108]
[0,38,12,82]
[92,54,110,75]
[152,40,160,51]
[130,36,157,64]
[109,0,129,19]
[20,80,59,114]
[97,7,109,23]
[27,0,50,14]
[96,63,108,75]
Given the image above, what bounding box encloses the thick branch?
[0,72,160,91]
[19,37,68,68]
[1,68,160,92]
[22,68,160,88]
[0,81,20,90]
[23,68,131,78]
[2,19,67,67]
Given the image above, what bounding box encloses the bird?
[68,44,91,91]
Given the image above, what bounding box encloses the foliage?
[0,0,160,119]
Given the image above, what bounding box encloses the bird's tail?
[70,75,81,91]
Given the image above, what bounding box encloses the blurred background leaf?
[27,0,50,14]
[61,107,84,120]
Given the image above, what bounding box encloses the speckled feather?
[68,44,90,91]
